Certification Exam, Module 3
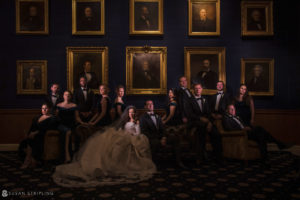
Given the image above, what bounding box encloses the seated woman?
[88,84,112,128]
[162,88,182,126]
[112,85,126,120]
[19,103,57,169]
[57,90,86,163]
[234,84,255,127]
[53,106,156,187]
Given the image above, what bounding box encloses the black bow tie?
[51,95,57,98]
[149,113,155,116]
[82,88,87,91]
[196,97,202,101]
[217,92,223,95]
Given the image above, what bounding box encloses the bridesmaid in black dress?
[20,103,57,169]
[88,84,112,127]
[234,84,255,127]
[113,85,126,120]
[57,91,86,163]
[162,88,182,126]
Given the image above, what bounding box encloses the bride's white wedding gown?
[52,122,156,187]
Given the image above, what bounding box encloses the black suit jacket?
[139,113,165,141]
[73,88,95,112]
[177,87,193,119]
[209,92,231,115]
[44,93,63,112]
[188,96,211,121]
[222,113,245,131]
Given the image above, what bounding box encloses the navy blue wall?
[0,0,299,109]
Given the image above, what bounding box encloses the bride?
[53,106,156,187]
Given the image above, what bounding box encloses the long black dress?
[96,97,112,127]
[57,106,78,131]
[114,101,126,119]
[164,102,182,126]
[234,100,252,127]
[18,115,58,162]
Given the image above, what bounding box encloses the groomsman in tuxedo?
[140,100,187,169]
[177,76,193,124]
[189,83,223,163]
[73,77,95,122]
[44,83,63,113]
[223,104,287,162]
[209,81,231,120]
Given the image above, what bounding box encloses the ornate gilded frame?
[241,58,274,96]
[129,0,164,35]
[241,1,273,36]
[72,0,105,35]
[17,60,47,95]
[184,47,226,95]
[188,0,220,36]
[126,46,167,95]
[66,47,108,93]
[16,0,49,35]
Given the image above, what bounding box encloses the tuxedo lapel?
[146,114,157,130]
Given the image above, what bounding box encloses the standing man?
[209,81,231,120]
[44,83,63,114]
[139,100,187,169]
[189,83,223,164]
[177,76,193,124]
[73,77,95,122]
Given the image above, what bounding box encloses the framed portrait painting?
[72,0,105,35]
[241,58,274,96]
[184,47,226,95]
[17,60,47,94]
[241,1,273,36]
[129,0,163,35]
[66,47,108,93]
[126,46,167,95]
[188,0,220,36]
[16,0,49,34]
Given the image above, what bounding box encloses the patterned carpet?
[0,151,300,199]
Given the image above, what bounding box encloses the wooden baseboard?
[0,144,19,151]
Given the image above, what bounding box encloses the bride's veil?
[113,105,137,130]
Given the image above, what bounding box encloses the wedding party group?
[18,75,288,187]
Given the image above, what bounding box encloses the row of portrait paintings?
[16,46,275,96]
[16,0,273,36]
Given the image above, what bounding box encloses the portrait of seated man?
[193,58,218,90]
[134,3,158,31]
[133,58,160,89]
[23,66,41,90]
[192,6,216,32]
[247,8,266,31]
[20,3,44,31]
[246,64,269,92]
[76,3,101,31]
[78,60,99,89]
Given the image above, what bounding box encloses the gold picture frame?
[72,0,105,35]
[129,0,163,35]
[17,60,47,95]
[241,1,273,36]
[188,0,220,36]
[241,58,274,96]
[184,47,226,95]
[126,46,167,95]
[16,0,49,35]
[66,47,108,93]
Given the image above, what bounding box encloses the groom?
[139,100,187,169]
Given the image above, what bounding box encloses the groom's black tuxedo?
[140,113,165,141]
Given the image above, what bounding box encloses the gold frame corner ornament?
[241,1,274,36]
[16,0,49,35]
[16,60,48,95]
[129,0,164,35]
[72,0,105,35]
[66,46,109,94]
[241,58,274,96]
[184,47,226,95]
[126,46,167,95]
[188,0,220,36]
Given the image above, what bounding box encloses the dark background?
[0,0,299,109]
